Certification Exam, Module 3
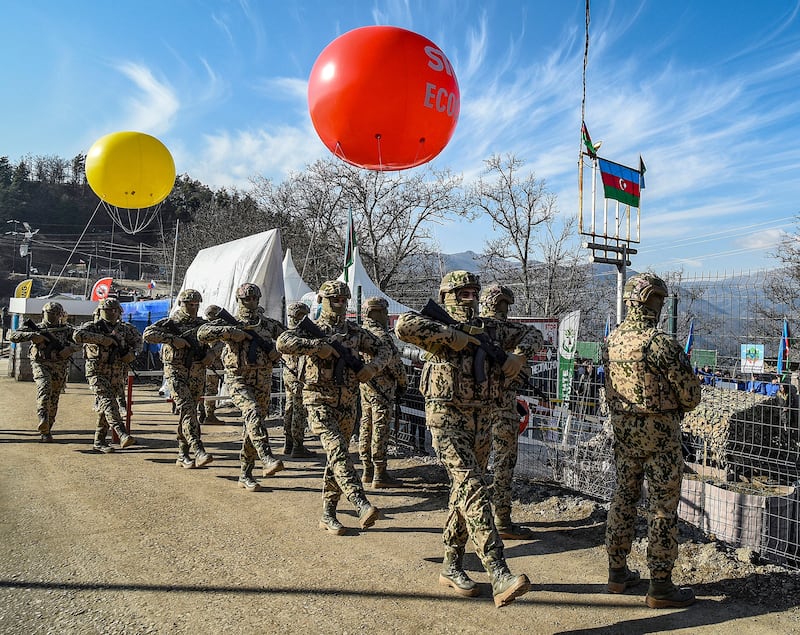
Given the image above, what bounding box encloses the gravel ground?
[0,371,798,635]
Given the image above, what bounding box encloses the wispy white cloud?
[114,62,179,135]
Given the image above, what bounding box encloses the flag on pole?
[90,277,113,301]
[639,155,647,189]
[581,122,598,158]
[684,318,695,357]
[604,314,611,342]
[342,208,356,283]
[148,280,156,290]
[777,318,791,376]
[597,158,641,207]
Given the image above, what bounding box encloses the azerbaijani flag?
[582,122,597,158]
[685,318,695,357]
[598,158,641,207]
[777,318,790,376]
[342,207,356,283]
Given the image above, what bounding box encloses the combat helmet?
[178,289,202,304]
[317,280,351,302]
[236,283,261,300]
[97,297,122,311]
[362,296,388,318]
[438,270,480,304]
[623,273,668,305]
[287,301,310,318]
[42,301,65,315]
[480,285,514,309]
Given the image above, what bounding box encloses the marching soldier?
[281,301,316,459]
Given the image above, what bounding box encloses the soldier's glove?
[268,348,282,363]
[356,363,379,383]
[121,351,137,364]
[100,336,117,347]
[447,327,480,351]
[316,342,336,359]
[31,334,47,345]
[172,336,189,349]
[501,353,526,379]
[226,329,249,343]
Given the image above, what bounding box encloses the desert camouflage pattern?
[481,316,544,525]
[395,304,508,572]
[8,320,78,434]
[74,318,142,443]
[602,301,701,580]
[197,304,284,473]
[276,310,388,505]
[144,308,212,457]
[282,301,310,445]
[358,316,408,469]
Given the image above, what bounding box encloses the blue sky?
[2,0,799,275]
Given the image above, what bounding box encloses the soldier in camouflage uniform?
[276,280,388,535]
[199,305,225,424]
[395,271,531,608]
[480,285,544,540]
[8,302,81,442]
[144,289,216,469]
[603,273,702,608]
[281,301,317,459]
[358,297,408,488]
[197,284,285,491]
[74,298,142,453]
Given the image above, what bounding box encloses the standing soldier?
[281,301,316,459]
[74,298,142,453]
[276,280,388,535]
[143,289,216,469]
[395,271,531,608]
[197,283,285,491]
[358,296,408,488]
[8,302,81,442]
[603,273,701,608]
[480,284,544,540]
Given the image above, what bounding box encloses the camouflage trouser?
[489,395,520,524]
[165,364,206,456]
[283,378,306,445]
[226,369,273,472]
[87,370,126,442]
[32,361,68,433]
[358,385,393,467]
[428,403,503,572]
[204,371,221,415]
[306,402,365,505]
[606,411,683,580]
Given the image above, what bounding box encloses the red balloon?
[308,26,460,171]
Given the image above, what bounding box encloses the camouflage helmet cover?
[439,270,480,303]
[317,280,351,300]
[623,273,668,305]
[42,301,65,314]
[178,288,202,303]
[98,297,122,311]
[287,301,310,318]
[362,296,388,317]
[204,304,223,320]
[236,283,261,300]
[480,284,514,308]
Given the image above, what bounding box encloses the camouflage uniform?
[603,273,701,608]
[197,284,285,491]
[276,280,388,534]
[8,302,81,441]
[281,301,316,458]
[395,271,531,608]
[358,297,408,488]
[143,289,215,469]
[480,285,544,538]
[74,298,142,452]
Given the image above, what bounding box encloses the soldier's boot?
[194,443,214,468]
[291,441,317,459]
[282,433,294,455]
[93,431,114,454]
[371,462,398,489]
[176,453,195,469]
[261,451,285,477]
[197,402,207,424]
[487,555,531,608]
[352,494,380,529]
[495,514,535,541]
[238,464,262,492]
[37,414,49,435]
[645,578,695,609]
[361,462,374,485]
[438,547,479,597]
[607,566,642,594]
[319,497,346,535]
[113,425,135,449]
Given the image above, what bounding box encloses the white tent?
[282,248,314,305]
[179,229,284,322]
[339,246,414,315]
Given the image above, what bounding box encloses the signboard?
[557,310,581,403]
[741,344,764,374]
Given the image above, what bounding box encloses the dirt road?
[0,371,798,634]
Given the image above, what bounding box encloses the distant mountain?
[442,251,485,271]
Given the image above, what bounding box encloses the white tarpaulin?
[179,229,284,322]
[282,248,313,304]
[338,246,414,315]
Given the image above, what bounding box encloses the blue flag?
[684,318,694,356]
[777,318,790,376]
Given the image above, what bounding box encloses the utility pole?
[4,219,20,273]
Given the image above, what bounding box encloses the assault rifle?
[214,308,276,364]
[418,299,508,383]
[22,319,82,373]
[295,316,392,402]
[162,319,206,368]
[95,319,139,378]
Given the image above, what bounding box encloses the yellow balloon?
[85,131,176,208]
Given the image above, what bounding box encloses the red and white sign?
[90,277,114,301]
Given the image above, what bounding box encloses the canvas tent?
[338,246,414,315]
[282,248,313,305]
[179,229,285,322]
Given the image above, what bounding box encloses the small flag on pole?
[342,208,356,283]
[777,318,791,377]
[598,158,641,207]
[639,155,647,189]
[604,314,611,341]
[581,122,598,159]
[685,318,695,357]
